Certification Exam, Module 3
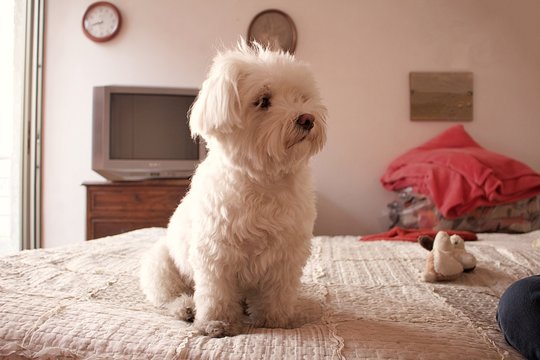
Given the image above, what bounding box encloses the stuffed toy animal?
[418,231,477,283]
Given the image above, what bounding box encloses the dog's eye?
[254,95,271,110]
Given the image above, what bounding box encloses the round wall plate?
[247,9,297,53]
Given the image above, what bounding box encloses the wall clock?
[82,2,122,42]
[247,9,297,53]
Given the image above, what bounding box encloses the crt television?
[92,85,205,181]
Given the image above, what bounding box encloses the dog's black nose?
[296,113,315,131]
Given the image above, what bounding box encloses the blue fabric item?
[497,275,540,360]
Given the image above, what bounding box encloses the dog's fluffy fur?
[139,41,327,337]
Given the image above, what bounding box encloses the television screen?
[92,86,204,181]
[110,93,198,160]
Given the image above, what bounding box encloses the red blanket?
[381,125,540,219]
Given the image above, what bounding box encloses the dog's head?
[190,41,327,177]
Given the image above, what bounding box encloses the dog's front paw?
[164,294,196,322]
[194,320,240,338]
[249,303,296,329]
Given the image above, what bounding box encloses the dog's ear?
[189,54,244,139]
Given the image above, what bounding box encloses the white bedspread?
[1,228,539,359]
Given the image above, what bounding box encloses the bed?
[1,227,539,359]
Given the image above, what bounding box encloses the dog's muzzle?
[296,113,315,131]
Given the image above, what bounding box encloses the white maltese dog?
[140,41,327,337]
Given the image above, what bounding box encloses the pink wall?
[43,0,540,246]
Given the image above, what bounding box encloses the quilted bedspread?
[1,228,540,359]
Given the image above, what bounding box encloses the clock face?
[82,2,121,42]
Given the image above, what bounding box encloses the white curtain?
[0,0,43,255]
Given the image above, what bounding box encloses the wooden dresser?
[83,179,190,240]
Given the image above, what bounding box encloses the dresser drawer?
[90,219,170,239]
[88,187,183,214]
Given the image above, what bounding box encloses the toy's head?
[419,231,466,252]
[450,234,465,250]
[433,231,453,252]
